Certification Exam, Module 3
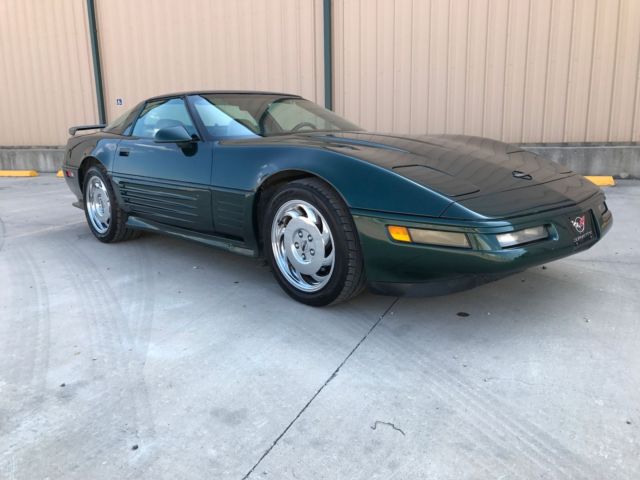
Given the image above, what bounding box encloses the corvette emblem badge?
[571,215,586,233]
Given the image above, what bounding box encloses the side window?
[131,98,197,139]
[103,108,131,132]
[103,104,141,135]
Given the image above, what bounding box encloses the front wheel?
[263,178,366,306]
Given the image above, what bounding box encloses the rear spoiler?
[68,124,106,136]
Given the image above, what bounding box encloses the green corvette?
[63,91,612,306]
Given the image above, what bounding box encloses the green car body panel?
[63,91,612,296]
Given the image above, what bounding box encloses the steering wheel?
[291,121,318,133]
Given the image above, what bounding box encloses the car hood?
[308,132,574,198]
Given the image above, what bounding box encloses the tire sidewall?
[83,166,117,242]
[263,183,354,306]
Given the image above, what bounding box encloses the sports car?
[63,91,612,306]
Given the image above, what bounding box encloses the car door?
[111,97,214,232]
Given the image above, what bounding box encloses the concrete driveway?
[1,175,638,480]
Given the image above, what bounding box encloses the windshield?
[189,94,362,139]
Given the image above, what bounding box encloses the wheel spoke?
[321,249,334,267]
[285,210,301,221]
[310,273,327,283]
[288,260,305,282]
[299,203,318,225]
[321,225,331,245]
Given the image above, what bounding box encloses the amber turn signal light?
[387,225,412,242]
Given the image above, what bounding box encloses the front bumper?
[354,194,612,296]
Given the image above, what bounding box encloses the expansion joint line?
[241,297,399,480]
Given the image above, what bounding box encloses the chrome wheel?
[86,175,111,234]
[271,200,335,292]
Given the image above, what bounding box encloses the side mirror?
[154,125,194,143]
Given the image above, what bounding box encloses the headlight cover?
[496,226,548,248]
[409,228,471,248]
[387,225,470,248]
[597,202,608,215]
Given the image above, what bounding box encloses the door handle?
[118,149,130,157]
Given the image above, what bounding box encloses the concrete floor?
[0,175,638,480]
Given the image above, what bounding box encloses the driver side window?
[132,98,197,139]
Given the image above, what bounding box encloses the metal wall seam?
[323,0,333,110]
[86,0,106,125]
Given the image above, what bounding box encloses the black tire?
[83,165,139,243]
[262,178,366,306]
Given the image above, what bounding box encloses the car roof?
[146,90,303,102]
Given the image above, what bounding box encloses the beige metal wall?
[96,0,325,121]
[0,0,98,146]
[334,0,640,143]
[1,0,639,146]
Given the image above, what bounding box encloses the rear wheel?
[83,165,138,243]
[263,178,366,306]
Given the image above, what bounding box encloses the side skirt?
[126,215,258,258]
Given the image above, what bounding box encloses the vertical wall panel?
[393,0,413,132]
[427,0,449,134]
[585,0,620,140]
[343,0,361,125]
[564,0,598,141]
[464,0,488,137]
[360,0,378,130]
[375,0,395,132]
[334,0,640,143]
[542,0,574,142]
[0,0,98,146]
[607,0,640,141]
[446,0,468,135]
[408,0,430,135]
[522,0,552,143]
[96,0,324,121]
[481,0,509,140]
[499,0,530,141]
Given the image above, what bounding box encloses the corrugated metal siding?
[0,0,98,146]
[96,0,325,121]
[1,0,638,146]
[334,0,640,143]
